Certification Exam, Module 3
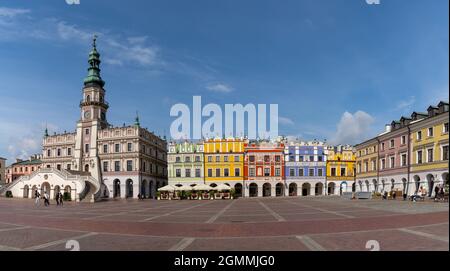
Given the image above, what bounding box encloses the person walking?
[56,192,60,206]
[434,185,441,201]
[34,190,41,206]
[59,192,64,206]
[44,192,50,207]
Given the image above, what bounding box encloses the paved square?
[0,197,447,251]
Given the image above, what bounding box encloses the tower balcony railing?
[80,100,109,109]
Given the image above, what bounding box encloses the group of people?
[411,186,428,202]
[433,184,446,202]
[34,190,64,207]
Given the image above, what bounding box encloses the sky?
[0,0,448,164]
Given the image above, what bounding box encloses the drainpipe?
[405,125,411,200]
[376,138,380,192]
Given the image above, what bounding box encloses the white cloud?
[279,116,295,126]
[330,111,375,145]
[0,7,30,18]
[206,83,233,93]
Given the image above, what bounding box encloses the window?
[57,164,61,171]
[185,169,191,177]
[401,136,406,145]
[401,153,407,167]
[224,156,228,162]
[417,131,422,140]
[417,151,423,164]
[289,168,295,176]
[103,161,108,172]
[67,148,72,156]
[234,156,240,162]
[234,168,240,176]
[249,156,255,162]
[85,144,89,153]
[224,168,229,177]
[216,168,220,177]
[207,169,212,177]
[176,169,181,177]
[340,168,346,176]
[57,149,61,157]
[427,148,433,163]
[299,168,304,176]
[103,145,108,154]
[85,128,89,135]
[275,155,281,162]
[390,139,395,148]
[381,143,385,151]
[318,168,323,176]
[175,156,181,163]
[442,146,449,161]
[309,168,314,177]
[264,168,270,176]
[390,157,395,168]
[47,149,51,157]
[318,156,323,162]
[372,160,376,171]
[428,127,434,137]
[331,168,336,176]
[185,156,191,162]
[250,168,256,177]
[275,168,281,177]
[264,156,270,163]
[66,164,71,170]
[299,156,304,162]
[309,156,314,162]
[208,156,212,162]
[216,156,220,162]
[126,160,133,171]
[380,159,386,170]
[195,156,201,162]
[364,162,369,172]
[195,168,201,177]
[127,143,133,152]
[115,144,120,153]
[114,161,120,172]
[444,123,449,134]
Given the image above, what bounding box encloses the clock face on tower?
[84,111,91,119]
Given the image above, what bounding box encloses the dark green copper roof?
[83,36,105,87]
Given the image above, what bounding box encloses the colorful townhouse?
[203,137,245,194]
[5,155,42,184]
[284,141,327,196]
[355,101,449,197]
[326,145,355,195]
[244,141,285,197]
[355,138,379,193]
[168,141,204,187]
[410,102,449,196]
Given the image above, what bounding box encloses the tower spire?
[83,35,105,87]
[135,111,140,127]
[44,123,49,137]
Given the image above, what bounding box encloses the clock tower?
[73,36,108,193]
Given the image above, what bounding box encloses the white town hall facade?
[2,38,168,202]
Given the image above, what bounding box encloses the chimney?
[385,124,392,133]
[15,158,23,163]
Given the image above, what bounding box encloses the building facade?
[203,138,245,191]
[4,38,167,201]
[410,102,449,196]
[284,141,327,197]
[168,141,204,187]
[326,145,355,195]
[5,156,42,184]
[355,138,379,193]
[243,141,285,197]
[0,157,6,184]
[355,101,449,196]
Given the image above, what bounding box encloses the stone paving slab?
[308,228,449,251]
[39,234,183,251]
[0,228,85,249]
